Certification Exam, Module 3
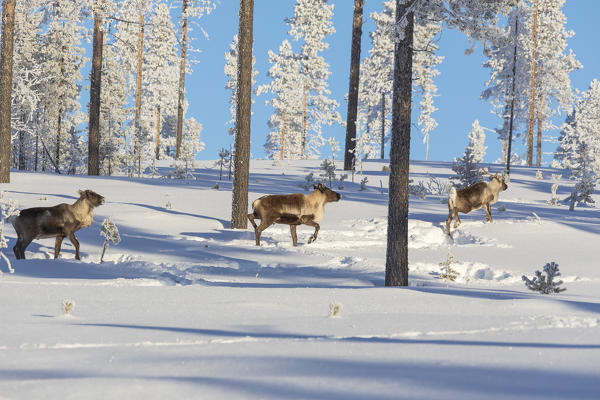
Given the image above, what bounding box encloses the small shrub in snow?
[408,180,427,199]
[439,253,460,282]
[548,183,560,206]
[216,147,230,180]
[565,171,596,211]
[212,182,220,190]
[165,200,173,210]
[425,175,448,196]
[320,159,336,187]
[522,262,566,294]
[535,170,543,180]
[170,161,195,181]
[382,165,390,173]
[552,174,562,181]
[301,172,315,191]
[359,176,368,191]
[100,218,121,263]
[337,174,347,190]
[0,192,19,274]
[329,302,343,318]
[497,204,507,212]
[62,299,75,315]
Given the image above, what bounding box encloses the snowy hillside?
[1,159,599,399]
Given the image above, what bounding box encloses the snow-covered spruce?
[0,192,19,274]
[100,218,121,263]
[522,262,566,294]
[451,120,487,189]
[320,159,336,188]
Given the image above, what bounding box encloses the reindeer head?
[482,168,508,192]
[313,183,341,202]
[78,189,105,207]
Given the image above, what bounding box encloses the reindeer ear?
[78,189,84,197]
[313,184,319,190]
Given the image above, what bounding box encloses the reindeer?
[248,183,341,246]
[446,169,508,235]
[10,190,105,260]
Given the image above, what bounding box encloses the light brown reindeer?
[446,169,508,235]
[248,183,341,246]
[10,190,105,260]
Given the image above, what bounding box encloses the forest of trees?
[0,0,591,286]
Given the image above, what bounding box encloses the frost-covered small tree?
[320,159,336,187]
[100,218,120,263]
[451,120,487,188]
[439,252,460,282]
[217,147,230,180]
[555,80,600,210]
[522,261,566,294]
[0,191,19,273]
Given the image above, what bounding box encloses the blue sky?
[186,0,599,164]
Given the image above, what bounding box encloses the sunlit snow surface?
[1,160,599,399]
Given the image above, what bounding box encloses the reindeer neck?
[307,190,326,205]
[72,198,93,215]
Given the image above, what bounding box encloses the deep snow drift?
[0,159,599,399]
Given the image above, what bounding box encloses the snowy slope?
[0,160,599,399]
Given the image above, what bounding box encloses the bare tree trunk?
[280,110,286,160]
[301,83,307,159]
[381,91,385,159]
[18,116,25,170]
[175,0,189,159]
[536,94,543,167]
[56,111,62,171]
[35,131,39,171]
[230,0,254,229]
[0,0,16,183]
[156,105,161,160]
[88,10,103,176]
[526,0,538,166]
[501,96,510,163]
[385,0,414,287]
[343,0,364,171]
[506,16,519,175]
[135,0,145,177]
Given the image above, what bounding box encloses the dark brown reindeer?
[10,190,105,260]
[446,169,508,235]
[248,183,341,246]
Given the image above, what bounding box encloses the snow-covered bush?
[522,262,566,294]
[0,192,19,274]
[329,302,343,318]
[62,299,75,315]
[425,175,448,196]
[337,174,347,190]
[552,174,562,181]
[549,183,560,206]
[439,253,460,282]
[359,176,368,191]
[320,159,336,187]
[451,120,487,188]
[565,169,596,211]
[301,172,316,191]
[408,180,428,199]
[217,147,230,180]
[536,170,543,180]
[165,200,173,210]
[100,218,121,263]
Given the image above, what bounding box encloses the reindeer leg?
[247,213,258,230]
[446,213,453,235]
[54,235,65,259]
[67,232,80,260]
[453,211,461,228]
[255,217,276,246]
[290,225,298,247]
[301,217,320,244]
[485,203,493,223]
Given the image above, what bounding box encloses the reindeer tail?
[448,186,457,208]
[7,214,19,226]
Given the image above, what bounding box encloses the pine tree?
[555,80,600,210]
[452,120,487,188]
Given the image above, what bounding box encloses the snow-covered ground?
[1,159,599,399]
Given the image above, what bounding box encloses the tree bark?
[0,0,16,183]
[381,91,386,159]
[135,0,145,177]
[506,16,519,175]
[536,94,543,167]
[301,83,307,159]
[230,0,254,229]
[343,0,364,171]
[385,0,413,287]
[175,0,188,159]
[526,0,538,166]
[88,10,103,176]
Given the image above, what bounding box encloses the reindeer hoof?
[308,236,316,244]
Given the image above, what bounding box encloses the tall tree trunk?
[536,94,543,167]
[0,0,16,183]
[381,91,385,159]
[301,83,307,159]
[506,16,519,175]
[501,96,510,163]
[88,10,103,176]
[280,110,286,160]
[35,131,39,171]
[175,0,189,159]
[56,110,62,171]
[343,0,364,171]
[156,105,161,160]
[230,0,254,229]
[18,116,25,170]
[526,0,538,166]
[135,0,145,177]
[385,0,414,287]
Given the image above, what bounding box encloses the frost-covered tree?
[555,80,600,210]
[451,120,487,188]
[286,0,341,159]
[0,191,18,273]
[258,40,304,159]
[224,34,257,139]
[100,217,120,263]
[522,261,566,294]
